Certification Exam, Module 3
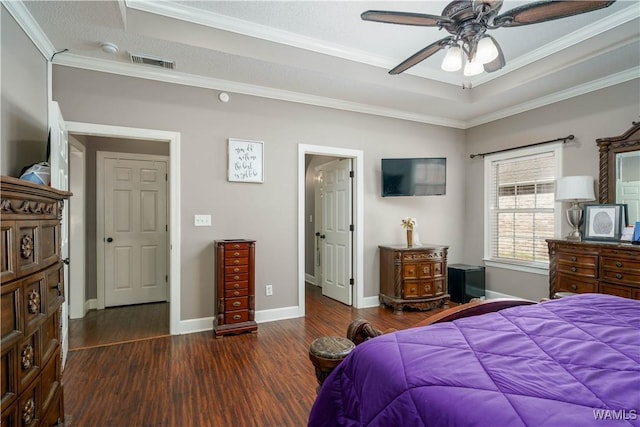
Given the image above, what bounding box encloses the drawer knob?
[571,267,577,273]
[233,291,240,296]
[234,268,240,273]
[22,398,35,426]
[410,287,416,293]
[233,275,240,280]
[616,261,622,268]
[233,244,240,249]
[408,269,414,274]
[233,315,241,320]
[21,344,34,370]
[234,260,240,264]
[232,301,241,307]
[234,283,240,289]
[571,256,577,262]
[234,252,240,256]
[571,284,578,291]
[27,290,40,314]
[616,273,623,280]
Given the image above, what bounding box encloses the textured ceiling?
[19,0,640,128]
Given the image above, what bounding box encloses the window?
[484,144,562,273]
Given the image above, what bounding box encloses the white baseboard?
[175,306,303,335]
[86,299,97,311]
[360,295,380,308]
[484,290,521,300]
[305,274,316,285]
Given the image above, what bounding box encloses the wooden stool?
[309,336,355,392]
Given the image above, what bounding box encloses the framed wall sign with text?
[227,138,264,183]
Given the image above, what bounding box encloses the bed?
[308,293,640,427]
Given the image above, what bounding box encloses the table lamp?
[555,176,596,240]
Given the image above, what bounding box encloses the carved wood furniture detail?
[379,245,450,313]
[547,239,640,300]
[1,176,69,427]
[596,121,640,204]
[213,240,258,338]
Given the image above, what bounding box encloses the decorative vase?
[406,229,413,248]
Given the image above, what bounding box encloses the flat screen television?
[382,158,446,197]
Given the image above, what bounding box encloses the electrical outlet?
[265,284,273,296]
[194,214,211,227]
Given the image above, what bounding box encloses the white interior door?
[49,101,70,365]
[102,155,168,306]
[617,151,640,224]
[69,139,86,319]
[320,159,353,305]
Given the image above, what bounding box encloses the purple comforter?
[308,294,640,427]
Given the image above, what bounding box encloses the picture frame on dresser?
[582,204,628,242]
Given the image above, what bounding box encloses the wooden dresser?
[213,240,258,337]
[547,239,640,300]
[379,244,450,313]
[1,176,69,426]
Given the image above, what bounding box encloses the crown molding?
[468,68,640,128]
[125,0,638,88]
[472,5,640,86]
[2,0,56,60]
[53,53,466,129]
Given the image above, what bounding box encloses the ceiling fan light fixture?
[463,57,484,77]
[476,36,499,64]
[441,45,462,72]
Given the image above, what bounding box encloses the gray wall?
[1,5,48,176]
[52,66,467,321]
[464,80,640,301]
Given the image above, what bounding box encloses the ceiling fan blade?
[361,10,451,27]
[483,36,505,73]
[495,1,615,27]
[389,37,453,75]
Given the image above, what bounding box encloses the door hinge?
[166,224,168,232]
[349,278,354,286]
[349,224,354,232]
[166,275,168,282]
[349,170,354,178]
[166,174,168,181]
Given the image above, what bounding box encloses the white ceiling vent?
[129,53,175,69]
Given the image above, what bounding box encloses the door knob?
[106,237,114,243]
[63,258,70,265]
[320,234,326,239]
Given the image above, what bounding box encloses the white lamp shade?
[463,57,484,76]
[476,36,499,64]
[441,46,462,72]
[555,176,596,201]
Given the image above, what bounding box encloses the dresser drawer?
[222,242,250,251]
[1,281,23,348]
[226,310,249,324]
[225,296,248,312]
[1,223,16,283]
[403,282,419,298]
[40,347,60,417]
[224,257,248,267]
[224,265,249,276]
[557,260,597,278]
[422,278,446,297]
[225,288,248,298]
[225,280,248,291]
[600,270,640,285]
[225,249,249,259]
[556,273,597,294]
[41,311,59,365]
[225,273,249,283]
[601,257,640,274]
[22,273,46,336]
[17,373,40,427]
[403,264,418,279]
[557,252,598,266]
[1,344,17,414]
[18,329,40,395]
[45,263,64,315]
[600,282,640,299]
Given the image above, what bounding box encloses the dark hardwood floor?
[69,302,170,350]
[63,284,448,426]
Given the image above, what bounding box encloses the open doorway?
[65,122,181,348]
[298,145,364,317]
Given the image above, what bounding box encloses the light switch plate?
[194,214,211,227]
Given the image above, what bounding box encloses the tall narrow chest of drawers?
[1,176,70,426]
[547,239,640,300]
[214,240,258,338]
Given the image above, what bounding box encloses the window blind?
[488,151,556,266]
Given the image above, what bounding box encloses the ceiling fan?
[361,0,616,76]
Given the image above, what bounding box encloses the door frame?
[96,151,170,309]
[69,138,86,319]
[66,122,182,335]
[298,145,364,316]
